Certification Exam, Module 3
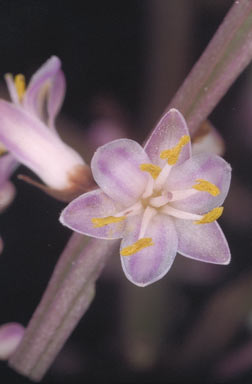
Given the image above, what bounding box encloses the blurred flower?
[0,56,93,202]
[0,153,18,213]
[0,323,24,360]
[61,109,231,287]
[87,118,127,150]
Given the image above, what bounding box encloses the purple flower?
[0,57,88,198]
[60,109,231,287]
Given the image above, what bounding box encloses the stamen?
[161,205,202,221]
[138,207,157,238]
[160,135,190,165]
[121,238,154,256]
[169,189,196,202]
[154,163,172,190]
[140,163,162,179]
[196,207,223,224]
[14,74,26,102]
[92,216,126,228]
[193,179,220,196]
[142,176,154,198]
[0,143,7,156]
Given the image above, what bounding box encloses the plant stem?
[9,234,118,381]
[168,0,252,135]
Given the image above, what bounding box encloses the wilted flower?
[0,56,93,201]
[61,109,231,286]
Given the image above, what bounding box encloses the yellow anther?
[0,143,7,156]
[160,135,190,165]
[192,179,220,196]
[140,163,162,179]
[14,74,26,102]
[196,207,223,224]
[121,237,154,256]
[92,215,126,228]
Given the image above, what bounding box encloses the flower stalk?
[168,0,252,135]
[9,234,118,381]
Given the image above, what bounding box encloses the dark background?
[1,1,252,383]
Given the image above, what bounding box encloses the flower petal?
[4,74,19,105]
[167,152,231,214]
[91,139,150,206]
[144,109,191,166]
[23,56,63,125]
[175,219,231,264]
[60,189,126,239]
[0,100,84,189]
[47,69,66,129]
[120,214,178,286]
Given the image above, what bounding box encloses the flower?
[60,109,231,287]
[0,56,92,201]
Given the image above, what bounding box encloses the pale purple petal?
[167,153,231,214]
[120,214,178,287]
[4,74,19,105]
[144,109,191,166]
[47,69,66,128]
[175,219,230,264]
[0,100,84,189]
[91,139,150,206]
[60,189,126,239]
[0,323,24,360]
[23,56,62,122]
